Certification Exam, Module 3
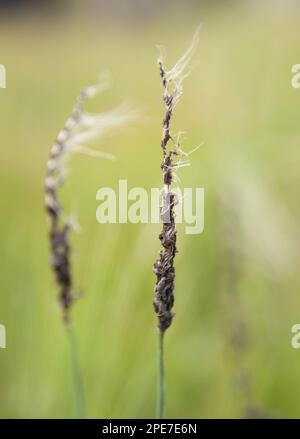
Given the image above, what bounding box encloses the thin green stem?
[158,330,165,419]
[66,324,86,419]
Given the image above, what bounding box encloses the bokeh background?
[0,0,300,418]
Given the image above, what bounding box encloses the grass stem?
[66,324,86,419]
[158,331,165,419]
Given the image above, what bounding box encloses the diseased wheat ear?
[45,77,137,322]
[153,29,200,333]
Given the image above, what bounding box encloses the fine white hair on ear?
[158,25,201,109]
[167,26,201,80]
[45,75,139,217]
[45,75,138,321]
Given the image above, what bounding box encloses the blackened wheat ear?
[152,62,177,333]
[153,29,200,418]
[45,78,136,322]
[45,77,137,417]
[45,90,87,322]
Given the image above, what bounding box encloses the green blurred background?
[0,0,300,418]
